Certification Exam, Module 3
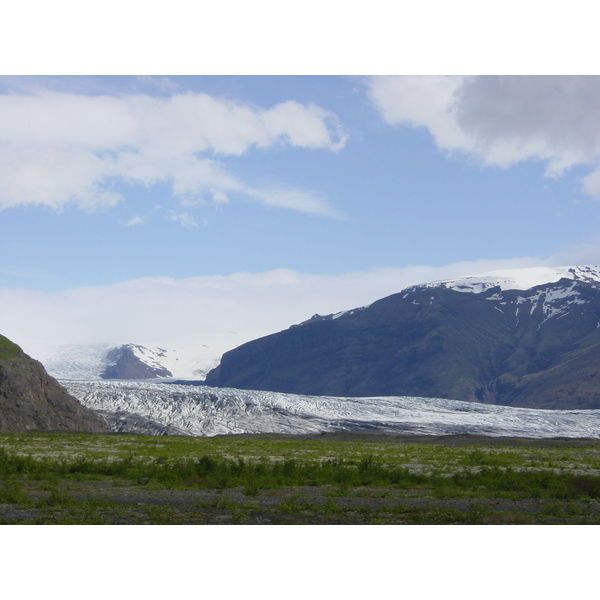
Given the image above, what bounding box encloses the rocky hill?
[101,344,173,379]
[205,266,600,409]
[0,334,108,432]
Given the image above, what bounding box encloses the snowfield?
[30,343,217,381]
[420,265,600,294]
[62,380,600,439]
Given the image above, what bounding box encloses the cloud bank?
[367,75,600,195]
[0,90,346,216]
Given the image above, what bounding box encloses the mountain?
[204,266,600,409]
[102,344,173,379]
[0,334,108,432]
[30,342,215,380]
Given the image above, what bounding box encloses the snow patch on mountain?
[524,284,588,325]
[120,345,168,372]
[160,346,221,380]
[293,266,600,326]
[102,344,173,379]
[63,380,600,439]
[294,306,369,326]
[421,265,600,294]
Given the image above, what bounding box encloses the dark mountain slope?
[491,328,600,409]
[0,335,108,432]
[205,277,600,409]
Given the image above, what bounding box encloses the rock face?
[101,344,173,379]
[0,334,108,432]
[205,270,600,409]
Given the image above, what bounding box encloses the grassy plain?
[1,431,600,524]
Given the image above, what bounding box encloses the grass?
[0,335,22,360]
[1,431,600,524]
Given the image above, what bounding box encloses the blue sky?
[1,75,599,291]
[2,75,600,356]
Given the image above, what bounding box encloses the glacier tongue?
[62,380,600,439]
[30,344,116,380]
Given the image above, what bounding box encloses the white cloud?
[261,101,346,151]
[120,204,160,227]
[168,211,198,229]
[367,75,600,196]
[0,144,121,211]
[581,168,600,196]
[211,189,229,205]
[245,186,344,219]
[133,76,181,94]
[122,215,147,227]
[367,75,470,151]
[0,89,346,214]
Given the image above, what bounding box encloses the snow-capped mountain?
[102,344,173,379]
[291,266,600,326]
[62,379,600,439]
[205,265,600,409]
[32,343,218,381]
[415,265,600,293]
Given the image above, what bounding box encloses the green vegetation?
[1,431,600,524]
[0,335,21,360]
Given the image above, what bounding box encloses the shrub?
[567,476,600,499]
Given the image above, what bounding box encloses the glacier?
[62,380,600,439]
[29,342,216,381]
[36,264,600,439]
[418,265,600,294]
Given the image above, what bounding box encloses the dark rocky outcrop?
[205,278,600,409]
[0,334,108,432]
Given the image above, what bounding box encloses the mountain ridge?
[205,265,600,409]
[102,344,173,379]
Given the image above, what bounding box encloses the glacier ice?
[62,380,600,439]
[419,265,600,294]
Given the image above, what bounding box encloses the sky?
[2,0,596,578]
[3,73,600,359]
